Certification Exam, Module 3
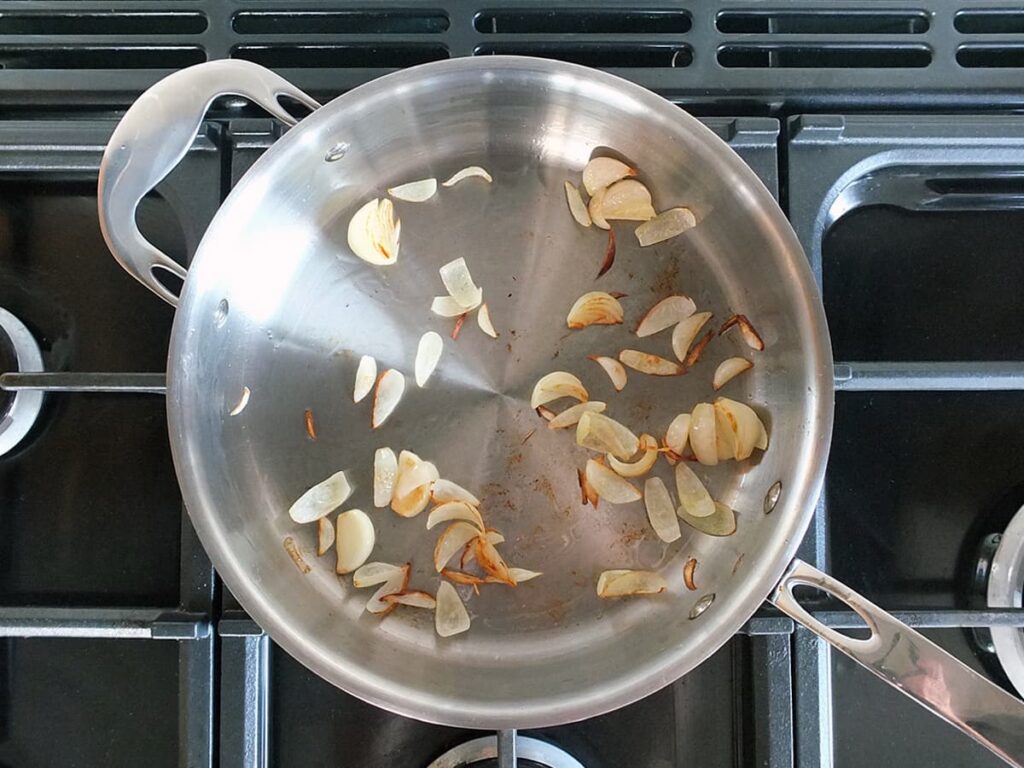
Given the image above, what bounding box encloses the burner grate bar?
[743,607,1024,635]
[0,607,209,639]
[0,371,166,393]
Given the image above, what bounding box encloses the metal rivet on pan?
[689,593,715,620]
[324,141,349,162]
[764,481,782,515]
[214,298,229,328]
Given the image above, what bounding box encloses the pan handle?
[98,60,320,307]
[770,559,1024,767]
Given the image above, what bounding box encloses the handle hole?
[151,263,184,300]
[276,93,315,122]
[791,584,873,640]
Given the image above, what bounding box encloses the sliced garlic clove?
[674,462,715,518]
[531,371,588,409]
[585,458,642,504]
[576,411,640,460]
[671,312,712,362]
[373,447,398,508]
[288,470,352,524]
[564,181,592,227]
[388,178,437,202]
[371,369,405,429]
[582,157,637,196]
[636,295,697,338]
[713,357,753,391]
[635,207,697,247]
[679,501,737,537]
[689,403,718,466]
[477,303,498,338]
[317,516,335,556]
[607,434,659,477]
[391,485,431,518]
[601,179,656,221]
[644,477,681,543]
[426,501,485,532]
[596,569,667,597]
[435,581,471,637]
[547,401,607,430]
[566,291,624,329]
[442,166,492,187]
[618,349,685,376]
[588,355,627,391]
[353,355,377,403]
[334,509,375,574]
[434,521,482,572]
[714,401,738,461]
[439,257,483,310]
[415,331,444,387]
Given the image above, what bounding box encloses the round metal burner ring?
[988,502,1024,696]
[427,735,584,768]
[0,307,43,456]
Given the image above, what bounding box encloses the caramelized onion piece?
[586,458,641,504]
[576,411,640,460]
[566,291,624,329]
[636,295,696,338]
[596,569,667,597]
[598,229,616,278]
[713,357,753,391]
[635,207,697,247]
[719,314,765,351]
[583,157,636,196]
[383,590,437,609]
[683,558,698,590]
[548,401,606,430]
[474,536,515,585]
[531,371,588,409]
[684,331,715,369]
[644,477,681,543]
[675,462,715,518]
[618,349,684,376]
[671,312,712,362]
[588,355,627,391]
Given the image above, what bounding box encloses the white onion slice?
[353,561,404,588]
[317,516,335,556]
[384,590,437,609]
[688,402,718,466]
[635,207,697,247]
[415,331,444,387]
[392,485,431,518]
[431,295,477,317]
[373,447,397,508]
[229,386,250,416]
[393,450,439,500]
[671,312,712,362]
[601,179,655,221]
[644,477,682,543]
[585,458,641,504]
[371,369,405,428]
[618,349,684,376]
[365,564,410,614]
[679,501,737,537]
[713,357,753,391]
[588,186,609,230]
[334,509,375,574]
[508,567,542,583]
[388,178,437,202]
[439,257,482,310]
[665,413,691,456]
[582,157,636,196]
[607,434,659,477]
[715,398,768,459]
[288,470,352,524]
[588,355,627,391]
[720,314,765,351]
[531,371,588,409]
[347,198,400,266]
[435,581,471,637]
[564,181,592,227]
[596,569,667,597]
[714,402,738,461]
[547,401,606,430]
[442,569,485,588]
[566,291,624,329]
[426,501,485,532]
[636,295,697,338]
[576,411,640,460]
[459,529,505,569]
[353,355,376,403]
[675,462,715,518]
[442,166,492,187]
[430,479,480,506]
[477,303,498,338]
[434,521,481,572]
[474,536,514,585]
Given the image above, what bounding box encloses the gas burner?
[427,735,584,768]
[0,306,43,456]
[984,503,1024,696]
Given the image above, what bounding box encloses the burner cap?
[427,735,584,768]
[988,502,1024,696]
[0,307,43,456]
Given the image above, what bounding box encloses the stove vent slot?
[0,11,208,36]
[232,10,449,35]
[474,10,691,34]
[955,10,1024,34]
[718,44,931,68]
[955,10,1024,67]
[0,46,205,70]
[716,10,929,35]
[231,44,448,69]
[475,43,691,67]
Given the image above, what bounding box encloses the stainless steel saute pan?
[98,57,1024,764]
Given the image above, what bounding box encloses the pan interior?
[169,58,831,728]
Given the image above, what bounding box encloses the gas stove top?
[2,4,1024,767]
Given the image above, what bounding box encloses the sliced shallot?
[607,434,659,477]
[635,207,697,247]
[415,331,444,387]
[585,458,641,504]
[388,178,437,203]
[713,357,753,391]
[317,516,335,556]
[531,371,588,409]
[334,509,375,575]
[688,403,718,466]
[719,314,765,351]
[671,312,712,363]
[566,291,624,329]
[547,400,606,430]
[426,501,485,532]
[229,386,250,416]
[435,581,471,637]
[288,470,352,524]
[715,398,768,459]
[347,198,400,266]
[665,413,691,456]
[675,462,715,518]
[583,157,636,196]
[589,186,610,230]
[679,501,737,537]
[477,303,498,338]
[371,369,405,428]
[564,181,591,227]
[596,569,667,597]
[434,521,482,572]
[576,411,640,460]
[618,349,684,376]
[353,355,376,403]
[431,479,480,506]
[373,447,398,508]
[601,179,656,221]
[644,477,682,543]
[442,166,492,187]
[383,590,437,609]
[588,355,627,391]
[636,295,697,338]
